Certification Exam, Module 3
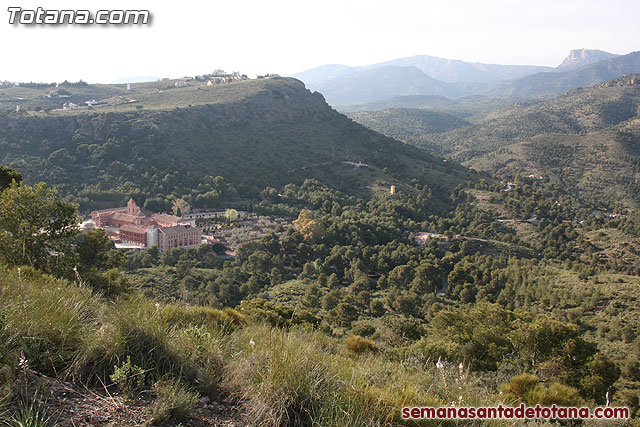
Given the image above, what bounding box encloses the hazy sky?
[1,0,638,83]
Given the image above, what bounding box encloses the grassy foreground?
[0,265,630,426]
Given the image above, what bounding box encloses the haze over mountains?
[295,56,552,86]
[295,49,638,107]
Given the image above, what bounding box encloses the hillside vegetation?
[2,173,639,423]
[0,77,473,212]
[341,95,519,123]
[1,68,640,424]
[353,74,640,208]
[348,109,470,139]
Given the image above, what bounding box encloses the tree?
[331,302,358,327]
[0,165,21,191]
[172,198,191,217]
[410,261,442,294]
[225,208,240,222]
[388,264,414,289]
[293,209,325,242]
[76,228,123,272]
[0,182,77,275]
[322,289,342,310]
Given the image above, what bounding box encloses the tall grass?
[0,390,56,427]
[222,324,491,426]
[150,379,198,425]
[0,266,97,376]
[1,266,514,425]
[70,296,234,396]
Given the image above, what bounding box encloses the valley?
[1,63,640,425]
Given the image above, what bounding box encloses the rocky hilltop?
[556,48,619,71]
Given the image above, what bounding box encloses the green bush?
[71,296,178,382]
[110,356,146,397]
[171,325,224,396]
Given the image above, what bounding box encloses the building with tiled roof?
[150,213,181,227]
[90,198,203,251]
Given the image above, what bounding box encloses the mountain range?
[295,55,552,86]
[295,49,638,107]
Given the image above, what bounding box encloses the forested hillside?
[348,108,470,139]
[0,78,472,212]
[0,72,639,425]
[352,74,640,208]
[2,166,639,424]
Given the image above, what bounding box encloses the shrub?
[500,373,539,403]
[72,295,232,397]
[171,325,224,396]
[528,382,583,406]
[350,321,376,338]
[345,335,379,354]
[500,373,583,406]
[227,325,346,426]
[110,356,146,397]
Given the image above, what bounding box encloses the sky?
[1,0,639,83]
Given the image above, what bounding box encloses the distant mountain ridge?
[372,55,552,83]
[294,54,552,86]
[295,50,639,107]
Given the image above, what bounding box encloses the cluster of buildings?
[172,71,249,88]
[89,198,202,251]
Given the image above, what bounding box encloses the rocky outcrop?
[556,49,619,71]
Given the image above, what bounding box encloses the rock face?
[556,49,619,71]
